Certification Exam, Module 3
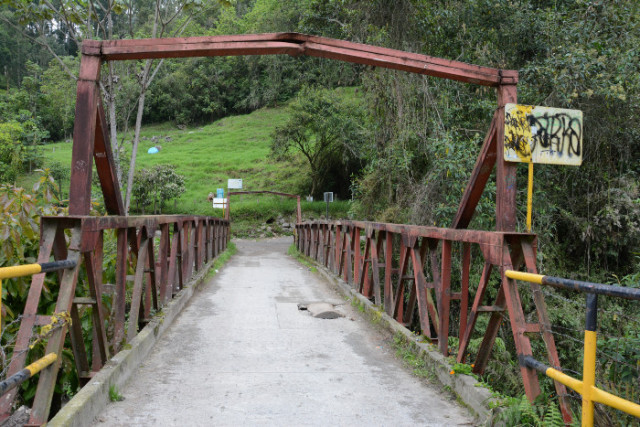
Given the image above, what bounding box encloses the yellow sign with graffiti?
[504,104,583,166]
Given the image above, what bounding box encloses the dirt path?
[95,237,474,426]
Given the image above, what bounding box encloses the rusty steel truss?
[296,221,572,424]
[1,32,571,424]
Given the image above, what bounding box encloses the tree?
[131,165,185,214]
[2,0,217,213]
[0,121,25,183]
[47,161,71,199]
[0,115,47,182]
[40,57,78,141]
[155,165,186,212]
[270,86,366,199]
[345,0,640,276]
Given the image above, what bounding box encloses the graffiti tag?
[504,104,583,166]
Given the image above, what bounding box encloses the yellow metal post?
[582,330,597,426]
[514,275,640,423]
[527,161,534,232]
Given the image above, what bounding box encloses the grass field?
[26,89,356,234]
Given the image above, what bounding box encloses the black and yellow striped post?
[0,260,76,281]
[0,260,76,336]
[0,353,58,396]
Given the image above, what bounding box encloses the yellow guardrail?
[505,270,640,425]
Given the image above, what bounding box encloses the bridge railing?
[506,271,640,425]
[0,215,229,425]
[296,220,574,424]
[0,262,76,398]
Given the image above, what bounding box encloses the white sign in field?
[227,179,243,189]
[504,104,583,166]
[212,198,228,209]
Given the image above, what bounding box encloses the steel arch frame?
[68,32,518,232]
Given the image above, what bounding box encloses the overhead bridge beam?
[83,33,517,87]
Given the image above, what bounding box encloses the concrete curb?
[49,258,220,427]
[311,261,500,425]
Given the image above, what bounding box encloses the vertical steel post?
[353,227,361,286]
[113,228,128,349]
[496,83,518,231]
[459,243,470,343]
[439,240,452,354]
[334,225,341,275]
[158,224,169,303]
[29,226,83,425]
[526,162,534,232]
[384,232,393,315]
[69,53,101,215]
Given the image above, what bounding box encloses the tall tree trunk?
[124,5,160,214]
[310,169,318,199]
[105,11,122,186]
[108,85,121,183]
[124,77,150,213]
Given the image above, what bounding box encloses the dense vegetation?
[1,0,639,422]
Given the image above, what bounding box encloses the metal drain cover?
[298,303,344,319]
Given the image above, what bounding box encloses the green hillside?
[33,91,353,235]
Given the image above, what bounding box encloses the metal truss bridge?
[1,33,638,426]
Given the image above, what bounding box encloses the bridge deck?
[96,237,473,426]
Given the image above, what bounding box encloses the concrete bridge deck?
[95,237,473,426]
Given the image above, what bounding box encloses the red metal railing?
[0,215,229,425]
[296,220,573,424]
